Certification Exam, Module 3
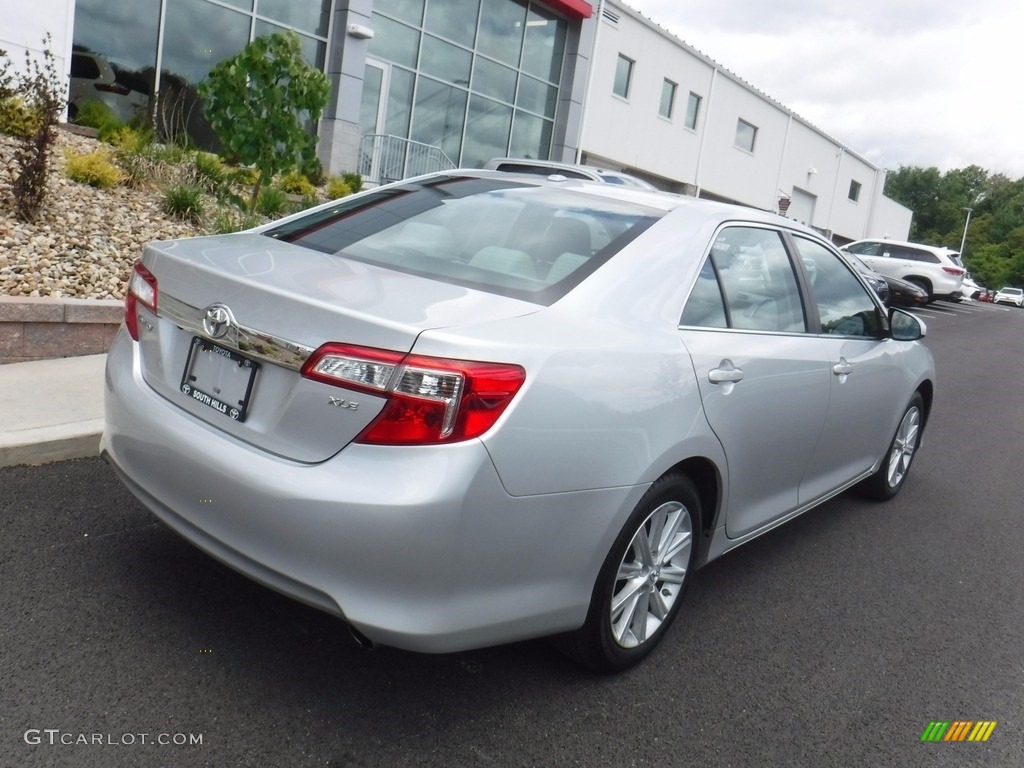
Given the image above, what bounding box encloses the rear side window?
[890,245,938,263]
[264,176,662,305]
[680,227,806,333]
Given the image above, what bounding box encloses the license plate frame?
[180,337,259,422]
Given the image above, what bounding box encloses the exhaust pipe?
[349,625,375,650]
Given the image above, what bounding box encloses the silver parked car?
[103,171,935,672]
[484,157,659,190]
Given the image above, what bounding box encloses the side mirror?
[889,308,926,341]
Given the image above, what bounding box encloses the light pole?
[959,193,986,258]
[959,207,973,257]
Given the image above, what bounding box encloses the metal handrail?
[359,134,456,186]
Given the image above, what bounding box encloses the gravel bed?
[1,128,205,300]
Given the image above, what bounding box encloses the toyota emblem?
[202,304,235,339]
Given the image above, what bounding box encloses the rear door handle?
[833,359,853,376]
[709,365,744,384]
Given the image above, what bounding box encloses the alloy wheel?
[610,500,693,649]
[886,405,920,489]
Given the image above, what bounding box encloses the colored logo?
[921,721,997,742]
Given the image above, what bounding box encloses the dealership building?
[5,0,911,242]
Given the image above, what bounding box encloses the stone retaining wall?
[0,297,122,364]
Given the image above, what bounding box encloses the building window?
[613,54,633,99]
[735,118,757,152]
[685,92,701,130]
[848,180,862,202]
[367,1,567,169]
[659,79,676,119]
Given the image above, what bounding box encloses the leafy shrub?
[210,209,262,234]
[199,31,330,211]
[192,152,228,193]
[278,169,315,198]
[65,149,121,188]
[304,156,326,187]
[98,123,149,150]
[327,176,352,200]
[0,96,41,138]
[72,99,119,131]
[115,148,155,188]
[256,185,289,216]
[163,184,205,223]
[341,171,363,194]
[3,37,66,221]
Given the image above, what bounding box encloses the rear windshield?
[264,175,662,305]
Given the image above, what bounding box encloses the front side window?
[681,227,805,333]
[685,92,701,130]
[792,236,882,338]
[613,54,634,99]
[659,79,676,119]
[735,119,757,152]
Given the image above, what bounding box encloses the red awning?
[540,0,593,20]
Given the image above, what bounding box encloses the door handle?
[833,359,854,376]
[709,365,744,384]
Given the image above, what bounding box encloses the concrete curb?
[0,422,103,467]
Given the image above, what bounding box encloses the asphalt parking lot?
[2,299,1022,768]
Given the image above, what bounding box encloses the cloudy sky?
[623,0,1024,178]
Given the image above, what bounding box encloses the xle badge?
[328,397,359,411]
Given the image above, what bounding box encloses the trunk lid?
[133,233,539,462]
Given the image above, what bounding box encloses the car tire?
[553,473,699,673]
[857,392,924,501]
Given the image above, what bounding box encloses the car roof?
[846,237,960,256]
[369,170,834,253]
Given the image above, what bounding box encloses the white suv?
[993,287,1024,307]
[841,239,965,302]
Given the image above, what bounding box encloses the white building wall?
[1,0,75,86]
[580,9,710,185]
[695,73,791,206]
[581,1,910,243]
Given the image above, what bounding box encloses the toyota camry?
[102,171,935,671]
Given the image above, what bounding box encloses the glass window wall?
[70,0,161,121]
[371,0,566,169]
[412,77,468,162]
[256,0,331,37]
[477,0,527,68]
[72,0,331,152]
[424,0,480,48]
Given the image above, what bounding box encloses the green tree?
[198,31,330,212]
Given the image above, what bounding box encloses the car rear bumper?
[102,330,634,652]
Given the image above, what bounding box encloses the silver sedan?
[103,171,934,672]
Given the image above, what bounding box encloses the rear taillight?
[942,266,966,276]
[124,261,157,341]
[301,343,526,445]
